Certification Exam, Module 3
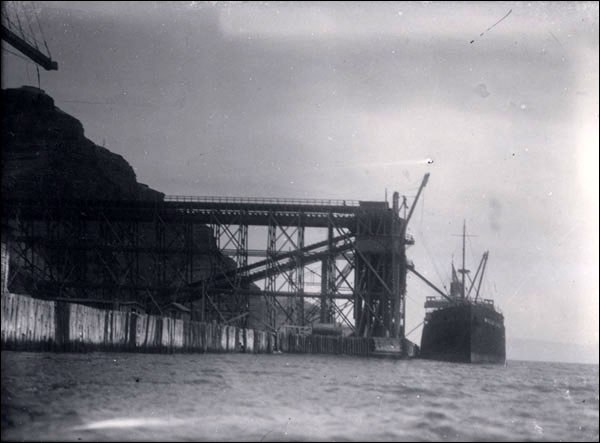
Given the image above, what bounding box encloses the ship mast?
[462,221,466,298]
[455,220,472,299]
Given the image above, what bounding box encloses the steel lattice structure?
[2,187,423,338]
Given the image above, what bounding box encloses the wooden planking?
[1,292,56,349]
[220,325,228,352]
[1,292,378,358]
[276,330,372,357]
[244,329,254,353]
[0,292,386,357]
[1,242,9,295]
[255,330,271,353]
[173,319,184,349]
[227,325,237,351]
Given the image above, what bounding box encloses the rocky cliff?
[2,86,163,201]
[1,86,271,329]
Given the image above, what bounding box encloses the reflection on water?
[72,417,189,431]
[1,351,598,441]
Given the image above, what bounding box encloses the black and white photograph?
[1,1,598,441]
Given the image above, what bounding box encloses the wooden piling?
[0,292,373,358]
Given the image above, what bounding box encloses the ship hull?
[420,303,505,364]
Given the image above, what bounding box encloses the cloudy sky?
[2,1,598,362]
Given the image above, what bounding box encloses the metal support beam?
[265,219,277,330]
[295,225,305,325]
[2,189,419,336]
[320,221,335,323]
[1,24,58,70]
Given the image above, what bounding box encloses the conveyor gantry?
[2,184,425,339]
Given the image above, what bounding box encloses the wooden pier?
[1,292,273,354]
[1,292,415,358]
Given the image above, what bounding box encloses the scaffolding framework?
[2,195,413,337]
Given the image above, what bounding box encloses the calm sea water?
[1,351,598,442]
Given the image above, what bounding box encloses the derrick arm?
[465,252,486,299]
[474,251,489,302]
[407,264,454,303]
[403,173,429,231]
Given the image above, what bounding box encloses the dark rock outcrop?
[1,86,276,330]
[1,86,163,201]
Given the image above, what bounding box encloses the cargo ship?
[414,222,505,364]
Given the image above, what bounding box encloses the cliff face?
[1,86,163,201]
[1,86,267,328]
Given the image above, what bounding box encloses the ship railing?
[474,298,502,314]
[165,195,360,207]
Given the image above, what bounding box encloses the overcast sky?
[2,1,598,362]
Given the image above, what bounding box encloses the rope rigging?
[1,44,32,63]
[405,320,424,337]
[23,2,40,50]
[416,185,449,293]
[31,1,51,56]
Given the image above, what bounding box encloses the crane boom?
[1,23,58,70]
[403,173,429,230]
[474,251,489,302]
[466,252,486,299]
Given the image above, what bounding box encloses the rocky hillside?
[1,86,273,329]
[1,86,163,201]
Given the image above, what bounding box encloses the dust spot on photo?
[489,197,502,231]
[475,83,490,98]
